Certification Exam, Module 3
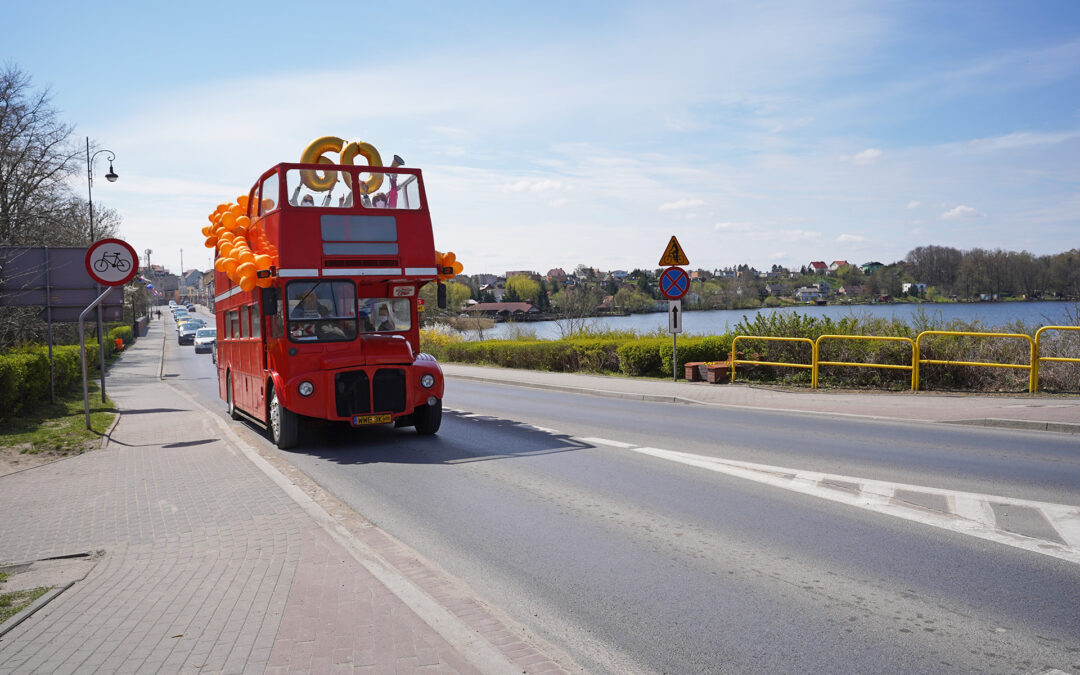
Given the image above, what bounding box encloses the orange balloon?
[228,204,244,216]
[234,215,250,232]
[220,211,236,229]
[203,236,216,248]
[237,250,255,265]
[207,213,217,223]
[254,254,271,270]
[214,257,227,272]
[240,276,257,292]
[237,261,256,277]
[223,258,239,276]
[237,195,250,211]
[261,198,275,212]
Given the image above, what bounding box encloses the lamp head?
[105,162,118,182]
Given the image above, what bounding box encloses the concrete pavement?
[0,321,568,674]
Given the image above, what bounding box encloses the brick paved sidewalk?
[0,322,569,674]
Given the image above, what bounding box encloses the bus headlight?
[420,374,435,388]
[298,381,314,397]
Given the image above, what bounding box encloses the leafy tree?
[505,274,540,304]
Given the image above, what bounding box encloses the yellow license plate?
[352,413,392,426]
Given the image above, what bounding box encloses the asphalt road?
[166,316,1080,674]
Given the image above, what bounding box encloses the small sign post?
[80,239,138,429]
[657,237,691,382]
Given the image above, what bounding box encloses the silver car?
[194,327,217,354]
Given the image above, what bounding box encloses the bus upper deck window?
[285,170,353,209]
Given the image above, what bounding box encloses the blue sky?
[7,0,1080,275]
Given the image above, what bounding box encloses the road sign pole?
[80,286,115,430]
[673,333,677,382]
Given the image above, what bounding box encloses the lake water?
[464,301,1078,340]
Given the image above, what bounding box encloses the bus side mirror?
[261,286,279,315]
[437,283,447,309]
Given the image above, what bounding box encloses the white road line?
[611,445,1080,566]
[580,437,636,448]
[951,495,998,528]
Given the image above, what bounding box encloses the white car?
[193,327,217,353]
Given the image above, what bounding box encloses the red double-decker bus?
[212,161,445,448]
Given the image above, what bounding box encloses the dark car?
[178,321,200,345]
[185,304,196,312]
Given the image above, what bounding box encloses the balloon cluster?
[435,251,463,282]
[202,195,278,292]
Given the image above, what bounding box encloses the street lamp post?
[86,137,119,403]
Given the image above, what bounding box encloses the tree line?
[1,65,121,348]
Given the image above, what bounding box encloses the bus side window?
[228,309,239,338]
[250,303,261,338]
[240,306,249,339]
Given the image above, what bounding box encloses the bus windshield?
[358,298,411,333]
[286,280,358,342]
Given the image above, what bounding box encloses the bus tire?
[413,399,442,435]
[227,372,241,420]
[269,385,299,449]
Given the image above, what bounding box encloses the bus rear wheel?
[413,399,442,435]
[269,385,299,449]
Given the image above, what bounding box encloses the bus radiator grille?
[372,369,407,414]
[335,370,371,417]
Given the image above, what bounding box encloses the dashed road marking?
[450,409,1080,566]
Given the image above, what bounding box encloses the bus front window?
[286,281,358,342]
[358,298,411,333]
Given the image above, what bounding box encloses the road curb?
[940,418,1080,434]
[444,373,1079,433]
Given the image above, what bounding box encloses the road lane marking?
[618,446,1080,566]
[579,437,636,448]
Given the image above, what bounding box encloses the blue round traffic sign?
[659,266,689,300]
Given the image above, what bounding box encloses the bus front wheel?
[414,399,442,435]
[269,386,299,449]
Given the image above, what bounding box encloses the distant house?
[837,285,863,296]
[860,261,884,275]
[902,282,927,295]
[829,260,850,274]
[808,261,828,275]
[546,268,567,283]
[813,281,832,296]
[505,270,541,282]
[464,302,539,319]
[794,286,822,303]
[765,283,789,296]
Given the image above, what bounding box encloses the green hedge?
[0,339,118,421]
[424,334,733,378]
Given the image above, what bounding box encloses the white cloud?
[851,148,883,165]
[836,233,866,242]
[504,179,564,193]
[906,200,921,209]
[941,205,984,220]
[660,198,705,211]
[785,229,823,241]
[714,221,756,232]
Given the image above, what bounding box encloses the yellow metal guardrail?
[729,328,1078,393]
[913,330,1035,392]
[1033,326,1080,392]
[730,336,815,384]
[814,335,916,390]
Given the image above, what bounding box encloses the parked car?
[177,321,200,345]
[183,317,206,328]
[193,328,217,353]
[185,304,196,312]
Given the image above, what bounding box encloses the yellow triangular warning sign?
[659,236,690,266]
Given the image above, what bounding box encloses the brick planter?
[705,362,731,384]
[684,362,704,381]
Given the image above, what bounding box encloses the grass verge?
[0,380,115,456]
[0,572,52,624]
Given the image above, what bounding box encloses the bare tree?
[0,65,85,246]
[551,285,601,338]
